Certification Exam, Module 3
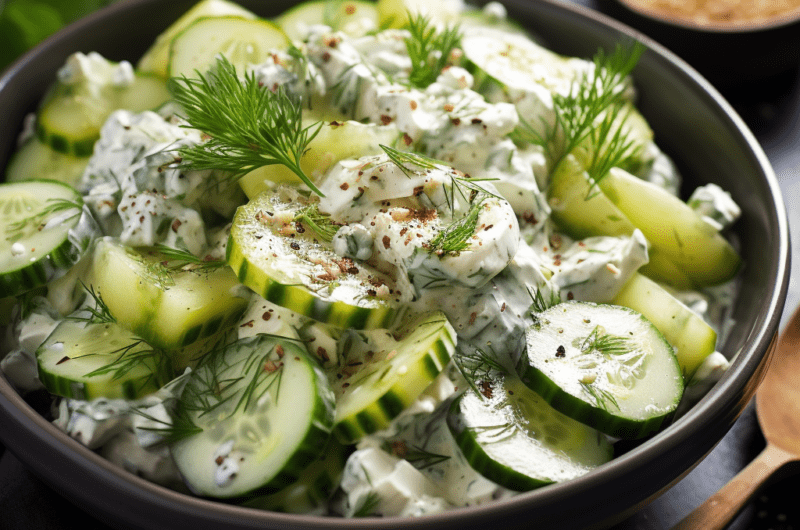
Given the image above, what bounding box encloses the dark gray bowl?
[0,0,790,528]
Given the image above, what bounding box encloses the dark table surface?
[2,0,800,529]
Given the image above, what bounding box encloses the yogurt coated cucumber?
[0,180,99,298]
[170,334,335,499]
[90,238,249,350]
[520,301,683,439]
[227,187,402,329]
[447,372,613,491]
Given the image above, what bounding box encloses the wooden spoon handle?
[672,443,797,530]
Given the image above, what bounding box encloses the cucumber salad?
[1,0,742,518]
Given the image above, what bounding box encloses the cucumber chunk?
[238,121,401,199]
[37,318,170,400]
[90,238,249,350]
[37,70,170,157]
[520,301,683,439]
[598,167,741,287]
[277,0,379,42]
[227,187,402,329]
[4,138,89,186]
[612,272,717,378]
[168,17,289,79]
[137,0,258,77]
[241,439,347,513]
[170,334,335,499]
[332,311,456,443]
[447,372,613,491]
[0,180,99,298]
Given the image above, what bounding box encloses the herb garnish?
[292,203,340,242]
[404,12,462,89]
[453,346,507,401]
[515,43,644,195]
[154,244,227,272]
[168,56,324,195]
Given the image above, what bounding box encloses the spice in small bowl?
[609,0,800,87]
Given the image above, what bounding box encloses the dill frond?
[404,12,461,89]
[154,244,227,272]
[69,282,117,325]
[293,204,340,242]
[580,325,632,357]
[169,56,324,196]
[7,197,82,234]
[453,346,507,400]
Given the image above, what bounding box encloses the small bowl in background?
[606,0,800,88]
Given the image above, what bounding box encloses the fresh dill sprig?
[380,144,440,176]
[379,145,500,255]
[428,194,486,255]
[7,197,82,234]
[154,244,226,272]
[83,340,167,391]
[69,282,117,325]
[471,422,517,444]
[404,12,461,89]
[580,325,632,357]
[580,380,620,411]
[132,406,203,446]
[293,204,340,242]
[527,286,561,326]
[168,55,324,196]
[453,346,507,400]
[533,43,643,192]
[402,445,451,471]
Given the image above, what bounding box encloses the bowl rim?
[613,0,800,33]
[0,0,791,527]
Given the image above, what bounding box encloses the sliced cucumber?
[4,138,89,186]
[241,439,347,513]
[227,187,401,330]
[168,16,289,79]
[137,0,258,78]
[90,238,249,350]
[238,121,401,199]
[461,26,580,95]
[0,180,98,298]
[598,167,741,287]
[170,334,335,499]
[332,311,456,443]
[37,72,170,157]
[277,0,379,42]
[612,272,717,378]
[447,372,613,491]
[377,0,463,28]
[520,301,683,439]
[36,318,170,400]
[547,155,636,239]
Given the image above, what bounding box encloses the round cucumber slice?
[278,0,379,42]
[37,319,170,400]
[0,180,98,298]
[520,301,684,439]
[332,311,456,443]
[170,334,335,499]
[447,372,613,491]
[137,0,258,77]
[168,16,289,79]
[227,187,402,330]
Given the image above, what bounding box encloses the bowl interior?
[0,1,789,529]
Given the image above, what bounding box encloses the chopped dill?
[69,282,116,325]
[6,197,82,235]
[580,325,632,357]
[293,203,340,242]
[168,56,324,196]
[453,346,507,400]
[580,380,620,411]
[154,244,227,272]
